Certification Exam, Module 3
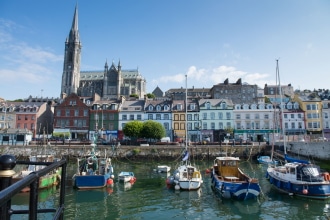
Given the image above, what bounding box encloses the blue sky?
[0,0,329,100]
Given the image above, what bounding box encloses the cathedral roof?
[80,69,144,81]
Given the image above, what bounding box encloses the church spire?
[68,4,80,43]
[61,4,82,97]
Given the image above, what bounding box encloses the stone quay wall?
[283,141,330,160]
[0,142,265,161]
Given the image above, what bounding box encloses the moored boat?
[265,60,330,200]
[157,165,171,173]
[211,156,260,200]
[266,162,330,199]
[257,155,278,166]
[165,74,203,191]
[72,138,114,189]
[118,172,136,183]
[166,159,203,190]
[12,155,62,192]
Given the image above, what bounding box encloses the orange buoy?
[302,189,308,194]
[107,178,114,185]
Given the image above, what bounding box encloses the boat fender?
[302,189,308,194]
[107,178,114,185]
[322,172,330,181]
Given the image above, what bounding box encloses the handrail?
[0,155,67,220]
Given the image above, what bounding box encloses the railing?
[0,155,67,220]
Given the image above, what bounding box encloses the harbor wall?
[0,143,265,161]
[277,141,330,160]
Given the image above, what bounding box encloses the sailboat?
[166,75,203,190]
[266,60,330,200]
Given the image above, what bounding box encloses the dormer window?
[206,102,211,109]
[156,105,161,111]
[177,104,182,111]
[148,105,153,111]
[190,104,195,110]
[221,102,226,109]
[164,105,169,111]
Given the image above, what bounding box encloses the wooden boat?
[257,155,278,166]
[157,165,171,173]
[72,141,114,189]
[118,172,136,183]
[12,155,61,192]
[211,156,260,200]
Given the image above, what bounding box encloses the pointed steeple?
[68,4,80,43]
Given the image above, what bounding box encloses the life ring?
[87,157,94,165]
[322,172,330,181]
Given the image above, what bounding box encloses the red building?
[53,93,90,140]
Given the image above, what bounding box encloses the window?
[264,114,269,119]
[66,110,70,117]
[245,114,250,119]
[236,114,241,120]
[187,123,192,130]
[203,122,207,130]
[226,112,231,120]
[130,115,134,120]
[206,102,211,109]
[148,114,153,120]
[164,122,169,130]
[284,114,288,119]
[218,112,223,119]
[56,110,61,116]
[156,105,161,111]
[164,114,169,120]
[219,122,223,129]
[203,113,207,120]
[74,109,79,116]
[211,122,215,129]
[148,105,153,111]
[177,104,182,111]
[210,112,215,120]
[164,105,169,111]
[291,122,295,129]
[156,114,161,120]
[290,114,294,119]
[137,115,142,120]
[122,115,127,120]
[255,114,259,119]
[84,110,88,116]
[226,122,231,128]
[187,114,192,121]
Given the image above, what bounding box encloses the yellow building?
[294,91,323,134]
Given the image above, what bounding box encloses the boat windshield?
[302,166,320,177]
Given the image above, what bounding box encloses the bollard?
[0,155,16,220]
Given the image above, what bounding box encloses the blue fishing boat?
[73,137,114,189]
[257,155,278,166]
[211,156,261,200]
[266,162,330,199]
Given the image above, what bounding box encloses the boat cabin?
[214,157,241,181]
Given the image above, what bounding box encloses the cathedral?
[61,5,147,100]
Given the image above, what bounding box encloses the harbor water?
[10,158,330,220]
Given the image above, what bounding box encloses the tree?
[122,121,143,139]
[141,120,165,140]
[129,94,139,98]
[146,93,155,99]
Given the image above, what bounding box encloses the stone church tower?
[61,5,146,100]
[61,5,81,97]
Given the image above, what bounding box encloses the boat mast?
[185,74,188,151]
[276,59,287,155]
